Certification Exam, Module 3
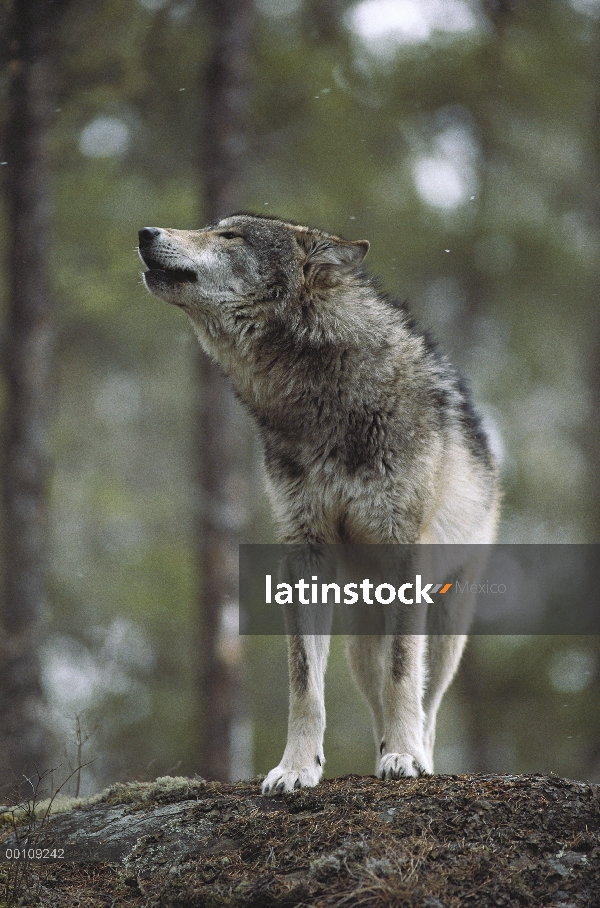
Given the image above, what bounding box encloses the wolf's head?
[138,214,370,389]
[138,213,368,317]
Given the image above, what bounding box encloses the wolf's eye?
[219,231,243,240]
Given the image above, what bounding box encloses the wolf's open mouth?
[140,252,197,283]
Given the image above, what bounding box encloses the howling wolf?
[138,214,500,794]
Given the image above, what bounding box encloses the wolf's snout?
[139,225,197,293]
[138,227,161,247]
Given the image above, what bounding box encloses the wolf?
[138,214,500,794]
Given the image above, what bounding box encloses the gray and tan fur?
[138,214,500,794]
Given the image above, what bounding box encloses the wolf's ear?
[297,231,369,283]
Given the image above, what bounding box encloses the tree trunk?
[0,0,57,796]
[590,24,600,544]
[194,0,254,782]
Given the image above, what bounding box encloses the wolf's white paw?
[378,752,430,780]
[261,762,322,796]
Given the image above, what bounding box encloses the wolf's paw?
[378,752,430,780]
[261,762,322,796]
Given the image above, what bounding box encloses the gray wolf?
[137,214,500,794]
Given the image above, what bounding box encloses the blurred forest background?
[0,0,599,800]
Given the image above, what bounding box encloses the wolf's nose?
[138,227,161,247]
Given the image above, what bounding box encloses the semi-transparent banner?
[239,544,600,635]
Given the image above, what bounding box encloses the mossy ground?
[1,774,599,907]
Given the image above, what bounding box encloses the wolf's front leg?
[262,633,330,795]
[378,634,431,780]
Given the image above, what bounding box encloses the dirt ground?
[1,773,599,907]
